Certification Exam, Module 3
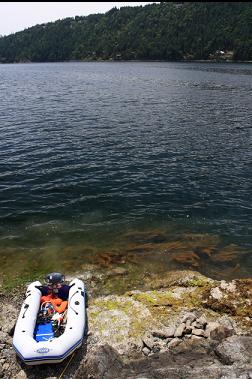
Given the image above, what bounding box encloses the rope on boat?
[57,351,76,379]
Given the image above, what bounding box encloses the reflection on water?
[0,61,251,287]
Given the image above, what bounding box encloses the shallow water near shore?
[0,61,251,288]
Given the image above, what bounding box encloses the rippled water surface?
[0,62,251,285]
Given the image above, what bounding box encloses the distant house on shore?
[209,50,234,62]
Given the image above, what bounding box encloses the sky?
[0,2,159,36]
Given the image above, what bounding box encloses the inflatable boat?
[13,277,86,365]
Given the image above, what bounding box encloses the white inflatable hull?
[13,278,86,365]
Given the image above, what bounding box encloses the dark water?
[0,62,251,285]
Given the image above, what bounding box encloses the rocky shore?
[0,270,251,379]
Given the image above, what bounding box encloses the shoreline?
[1,59,252,64]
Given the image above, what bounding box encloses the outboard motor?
[45,273,65,295]
[45,272,65,285]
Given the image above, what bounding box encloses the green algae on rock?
[89,295,157,354]
[86,270,251,357]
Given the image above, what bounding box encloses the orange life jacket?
[41,294,68,313]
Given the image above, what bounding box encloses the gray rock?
[74,344,124,379]
[15,370,27,379]
[1,348,14,359]
[142,333,155,350]
[223,374,251,379]
[142,347,150,356]
[210,287,223,300]
[205,322,221,338]
[174,323,186,337]
[191,335,204,341]
[185,320,193,334]
[215,336,252,365]
[184,334,192,339]
[217,315,237,331]
[185,319,192,328]
[152,345,161,353]
[166,337,173,344]
[220,280,236,293]
[182,312,197,324]
[0,331,6,343]
[172,337,211,355]
[192,328,205,337]
[152,326,175,339]
[3,363,9,370]
[167,338,181,349]
[195,315,207,329]
[7,321,16,336]
[209,325,234,342]
[149,352,160,359]
[161,367,252,379]
[191,320,203,329]
[165,327,176,338]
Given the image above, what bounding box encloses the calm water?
[0,62,251,284]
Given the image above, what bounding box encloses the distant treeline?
[0,2,251,63]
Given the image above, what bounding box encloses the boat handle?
[22,304,29,318]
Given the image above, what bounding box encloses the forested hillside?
[0,2,251,63]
